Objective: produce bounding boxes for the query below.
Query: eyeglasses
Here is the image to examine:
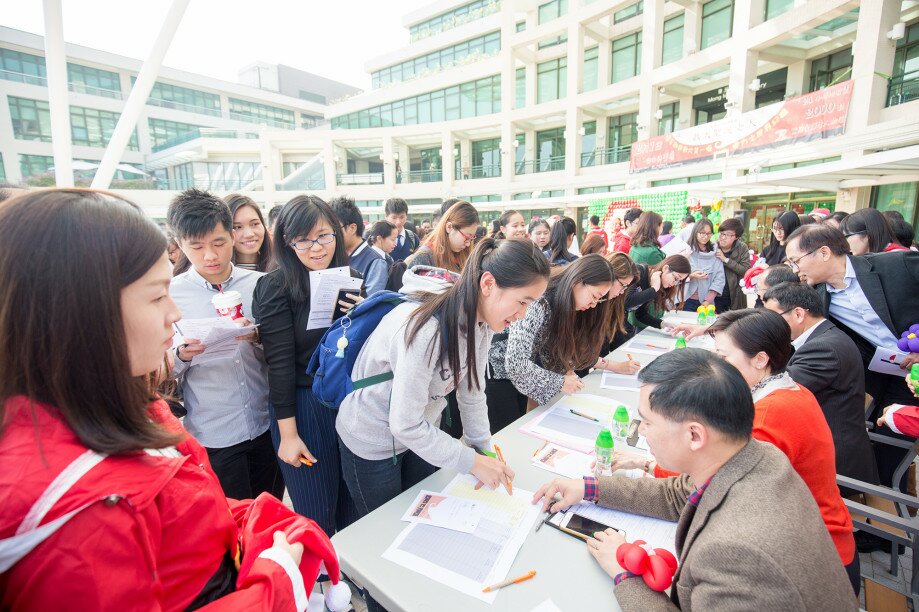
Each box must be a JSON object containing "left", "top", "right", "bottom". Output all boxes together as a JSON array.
[
  {"left": 455, "top": 227, "right": 474, "bottom": 244},
  {"left": 697, "top": 232, "right": 713, "bottom": 238},
  {"left": 843, "top": 231, "right": 866, "bottom": 238},
  {"left": 772, "top": 226, "right": 785, "bottom": 233},
  {"left": 786, "top": 248, "right": 819, "bottom": 271},
  {"left": 719, "top": 232, "right": 736, "bottom": 239},
  {"left": 289, "top": 233, "right": 336, "bottom": 251}
]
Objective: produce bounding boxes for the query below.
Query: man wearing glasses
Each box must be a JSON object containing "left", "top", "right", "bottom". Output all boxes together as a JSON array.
[
  {"left": 713, "top": 218, "right": 750, "bottom": 312},
  {"left": 784, "top": 223, "right": 919, "bottom": 489}
]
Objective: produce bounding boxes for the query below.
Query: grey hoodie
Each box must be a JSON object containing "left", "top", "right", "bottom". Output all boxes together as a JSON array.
[{"left": 335, "top": 266, "right": 492, "bottom": 474}]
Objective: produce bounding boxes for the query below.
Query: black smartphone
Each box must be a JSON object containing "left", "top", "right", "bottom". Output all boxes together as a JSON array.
[
  {"left": 564, "top": 513, "right": 618, "bottom": 540},
  {"left": 332, "top": 289, "right": 358, "bottom": 320}
]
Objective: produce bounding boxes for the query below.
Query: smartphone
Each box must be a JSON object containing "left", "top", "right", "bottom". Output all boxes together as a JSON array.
[
  {"left": 332, "top": 289, "right": 358, "bottom": 320},
  {"left": 563, "top": 513, "right": 619, "bottom": 540}
]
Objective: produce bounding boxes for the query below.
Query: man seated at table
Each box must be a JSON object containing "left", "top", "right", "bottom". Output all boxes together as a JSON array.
[{"left": 532, "top": 349, "right": 857, "bottom": 611}]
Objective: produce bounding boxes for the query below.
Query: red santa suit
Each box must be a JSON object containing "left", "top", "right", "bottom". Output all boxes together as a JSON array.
[{"left": 0, "top": 397, "right": 350, "bottom": 611}]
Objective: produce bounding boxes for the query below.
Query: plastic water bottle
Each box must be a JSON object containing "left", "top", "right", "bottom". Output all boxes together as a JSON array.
[
  {"left": 706, "top": 304, "right": 716, "bottom": 325},
  {"left": 911, "top": 364, "right": 919, "bottom": 394},
  {"left": 613, "top": 406, "right": 630, "bottom": 442},
  {"left": 675, "top": 331, "right": 687, "bottom": 349},
  {"left": 594, "top": 428, "right": 614, "bottom": 477},
  {"left": 696, "top": 306, "right": 707, "bottom": 326}
]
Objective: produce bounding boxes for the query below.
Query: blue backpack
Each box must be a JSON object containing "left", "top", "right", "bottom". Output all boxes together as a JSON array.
[{"left": 307, "top": 290, "right": 408, "bottom": 409}]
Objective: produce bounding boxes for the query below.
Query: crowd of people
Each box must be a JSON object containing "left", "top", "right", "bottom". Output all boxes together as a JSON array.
[{"left": 0, "top": 181, "right": 917, "bottom": 610}]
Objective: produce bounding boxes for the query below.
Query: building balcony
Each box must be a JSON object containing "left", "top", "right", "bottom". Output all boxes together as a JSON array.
[
  {"left": 147, "top": 97, "right": 221, "bottom": 116},
  {"left": 337, "top": 172, "right": 384, "bottom": 186},
  {"left": 397, "top": 169, "right": 442, "bottom": 183},
  {"left": 228, "top": 112, "right": 295, "bottom": 130},
  {"left": 580, "top": 145, "right": 632, "bottom": 168},
  {"left": 515, "top": 156, "right": 565, "bottom": 175},
  {"left": 0, "top": 68, "right": 123, "bottom": 99},
  {"left": 468, "top": 163, "right": 501, "bottom": 179},
  {"left": 887, "top": 70, "right": 919, "bottom": 108},
  {"left": 150, "top": 128, "right": 259, "bottom": 153}
]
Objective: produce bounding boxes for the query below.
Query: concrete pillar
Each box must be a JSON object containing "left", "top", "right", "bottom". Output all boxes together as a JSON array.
[
  {"left": 835, "top": 187, "right": 871, "bottom": 213},
  {"left": 785, "top": 60, "right": 808, "bottom": 99},
  {"left": 323, "top": 140, "right": 336, "bottom": 190},
  {"left": 564, "top": 20, "right": 584, "bottom": 176},
  {"left": 638, "top": 0, "right": 664, "bottom": 138},
  {"left": 259, "top": 131, "right": 277, "bottom": 208},
  {"left": 459, "top": 138, "right": 471, "bottom": 180},
  {"left": 564, "top": 110, "right": 581, "bottom": 177},
  {"left": 727, "top": 50, "right": 759, "bottom": 117},
  {"left": 597, "top": 38, "right": 612, "bottom": 89},
  {"left": 848, "top": 0, "right": 901, "bottom": 131},
  {"left": 596, "top": 115, "right": 609, "bottom": 150},
  {"left": 501, "top": 122, "right": 515, "bottom": 181},
  {"left": 677, "top": 93, "right": 693, "bottom": 129},
  {"left": 441, "top": 131, "right": 455, "bottom": 184},
  {"left": 42, "top": 0, "right": 73, "bottom": 187},
  {"left": 382, "top": 136, "right": 396, "bottom": 186},
  {"left": 525, "top": 62, "right": 537, "bottom": 107},
  {"left": 684, "top": 3, "right": 701, "bottom": 55}
]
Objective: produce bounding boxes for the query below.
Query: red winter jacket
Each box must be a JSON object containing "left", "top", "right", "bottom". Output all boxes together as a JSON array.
[{"left": 0, "top": 397, "right": 307, "bottom": 611}]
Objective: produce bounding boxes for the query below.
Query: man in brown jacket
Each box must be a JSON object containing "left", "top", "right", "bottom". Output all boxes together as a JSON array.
[
  {"left": 713, "top": 217, "right": 750, "bottom": 312},
  {"left": 533, "top": 349, "right": 858, "bottom": 611}
]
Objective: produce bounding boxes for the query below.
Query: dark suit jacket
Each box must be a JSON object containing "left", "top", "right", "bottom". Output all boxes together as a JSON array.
[
  {"left": 602, "top": 440, "right": 856, "bottom": 611},
  {"left": 786, "top": 320, "right": 879, "bottom": 484}
]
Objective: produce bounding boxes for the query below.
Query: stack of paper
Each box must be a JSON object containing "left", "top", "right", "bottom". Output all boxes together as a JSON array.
[
  {"left": 519, "top": 394, "right": 622, "bottom": 454},
  {"left": 174, "top": 317, "right": 258, "bottom": 365},
  {"left": 307, "top": 266, "right": 363, "bottom": 330},
  {"left": 531, "top": 444, "right": 594, "bottom": 478}
]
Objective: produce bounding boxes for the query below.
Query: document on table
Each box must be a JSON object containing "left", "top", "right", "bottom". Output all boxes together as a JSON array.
[
  {"left": 556, "top": 502, "right": 677, "bottom": 554},
  {"left": 306, "top": 266, "right": 363, "bottom": 330},
  {"left": 868, "top": 346, "right": 910, "bottom": 376},
  {"left": 625, "top": 337, "right": 676, "bottom": 356},
  {"left": 600, "top": 371, "right": 642, "bottom": 391},
  {"left": 174, "top": 317, "right": 258, "bottom": 366},
  {"left": 519, "top": 394, "right": 625, "bottom": 454},
  {"left": 400, "top": 490, "right": 482, "bottom": 534},
  {"left": 383, "top": 474, "right": 541, "bottom": 603},
  {"left": 532, "top": 444, "right": 594, "bottom": 479}
]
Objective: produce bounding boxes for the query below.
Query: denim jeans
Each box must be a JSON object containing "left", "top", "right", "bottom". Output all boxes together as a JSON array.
[{"left": 338, "top": 437, "right": 437, "bottom": 518}]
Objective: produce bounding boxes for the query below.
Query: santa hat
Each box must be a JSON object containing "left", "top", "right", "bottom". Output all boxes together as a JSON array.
[
  {"left": 741, "top": 265, "right": 766, "bottom": 296},
  {"left": 811, "top": 207, "right": 831, "bottom": 219},
  {"left": 236, "top": 494, "right": 352, "bottom": 612}
]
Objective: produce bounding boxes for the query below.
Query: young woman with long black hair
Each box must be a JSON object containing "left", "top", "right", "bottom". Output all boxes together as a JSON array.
[
  {"left": 546, "top": 216, "right": 579, "bottom": 266},
  {"left": 225, "top": 193, "right": 274, "bottom": 272}
]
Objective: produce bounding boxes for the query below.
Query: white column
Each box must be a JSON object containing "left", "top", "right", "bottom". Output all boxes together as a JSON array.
[
  {"left": 726, "top": 0, "right": 758, "bottom": 117},
  {"left": 597, "top": 38, "right": 612, "bottom": 90},
  {"left": 441, "top": 131, "right": 455, "bottom": 185},
  {"left": 323, "top": 141, "right": 337, "bottom": 191},
  {"left": 564, "top": 20, "right": 584, "bottom": 176},
  {"left": 382, "top": 136, "right": 396, "bottom": 186},
  {"left": 92, "top": 0, "right": 190, "bottom": 188},
  {"left": 259, "top": 130, "right": 277, "bottom": 208},
  {"left": 42, "top": 0, "right": 73, "bottom": 187},
  {"left": 785, "top": 60, "right": 808, "bottom": 99},
  {"left": 638, "top": 0, "right": 664, "bottom": 138},
  {"left": 848, "top": 1, "right": 901, "bottom": 131},
  {"left": 684, "top": 4, "right": 701, "bottom": 56}
]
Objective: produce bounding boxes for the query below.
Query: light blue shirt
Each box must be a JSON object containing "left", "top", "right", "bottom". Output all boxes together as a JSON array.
[
  {"left": 826, "top": 256, "right": 899, "bottom": 349},
  {"left": 170, "top": 264, "right": 271, "bottom": 448}
]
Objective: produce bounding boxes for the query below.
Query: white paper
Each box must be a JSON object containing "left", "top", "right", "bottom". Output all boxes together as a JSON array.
[
  {"left": 530, "top": 599, "right": 563, "bottom": 612},
  {"left": 868, "top": 346, "right": 910, "bottom": 376},
  {"left": 401, "top": 490, "right": 482, "bottom": 533},
  {"left": 563, "top": 502, "right": 678, "bottom": 554},
  {"left": 661, "top": 236, "right": 691, "bottom": 257},
  {"left": 532, "top": 444, "right": 595, "bottom": 479},
  {"left": 174, "top": 317, "right": 258, "bottom": 366},
  {"left": 625, "top": 337, "right": 676, "bottom": 355},
  {"left": 382, "top": 474, "right": 541, "bottom": 603},
  {"left": 519, "top": 394, "right": 627, "bottom": 454},
  {"left": 600, "top": 371, "right": 642, "bottom": 391},
  {"left": 307, "top": 266, "right": 363, "bottom": 330}
]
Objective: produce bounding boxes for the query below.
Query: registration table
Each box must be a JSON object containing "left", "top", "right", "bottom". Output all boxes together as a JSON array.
[{"left": 331, "top": 315, "right": 703, "bottom": 611}]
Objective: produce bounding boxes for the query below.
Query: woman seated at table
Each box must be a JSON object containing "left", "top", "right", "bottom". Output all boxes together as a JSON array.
[
  {"left": 614, "top": 308, "right": 858, "bottom": 593},
  {"left": 487, "top": 254, "right": 638, "bottom": 433}
]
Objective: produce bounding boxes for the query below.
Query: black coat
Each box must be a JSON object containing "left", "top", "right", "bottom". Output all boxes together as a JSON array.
[{"left": 786, "top": 320, "right": 879, "bottom": 484}]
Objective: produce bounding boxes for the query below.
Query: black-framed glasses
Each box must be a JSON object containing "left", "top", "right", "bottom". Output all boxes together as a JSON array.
[
  {"left": 289, "top": 233, "right": 336, "bottom": 251},
  {"left": 786, "top": 248, "right": 819, "bottom": 271},
  {"left": 843, "top": 231, "right": 866, "bottom": 238}
]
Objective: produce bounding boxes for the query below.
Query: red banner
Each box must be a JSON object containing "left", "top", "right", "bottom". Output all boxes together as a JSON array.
[{"left": 629, "top": 80, "right": 854, "bottom": 173}]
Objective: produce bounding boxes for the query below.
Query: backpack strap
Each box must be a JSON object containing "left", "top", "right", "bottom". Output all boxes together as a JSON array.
[{"left": 352, "top": 371, "right": 394, "bottom": 390}]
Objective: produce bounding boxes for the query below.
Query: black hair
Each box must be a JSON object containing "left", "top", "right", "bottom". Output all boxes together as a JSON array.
[
  {"left": 886, "top": 215, "right": 915, "bottom": 248},
  {"left": 441, "top": 198, "right": 463, "bottom": 216},
  {"left": 828, "top": 210, "right": 849, "bottom": 224},
  {"left": 798, "top": 214, "right": 816, "bottom": 226},
  {"left": 707, "top": 308, "right": 793, "bottom": 373},
  {"left": 763, "top": 281, "right": 823, "bottom": 317},
  {"left": 328, "top": 195, "right": 364, "bottom": 232},
  {"left": 547, "top": 217, "right": 577, "bottom": 263},
  {"left": 589, "top": 214, "right": 600, "bottom": 226},
  {"left": 638, "top": 348, "right": 753, "bottom": 441},
  {"left": 267, "top": 204, "right": 283, "bottom": 227},
  {"left": 839, "top": 208, "right": 896, "bottom": 253},
  {"left": 494, "top": 210, "right": 524, "bottom": 239},
  {"left": 272, "top": 195, "right": 348, "bottom": 303},
  {"left": 662, "top": 220, "right": 673, "bottom": 234},
  {"left": 167, "top": 188, "right": 232, "bottom": 240},
  {"left": 762, "top": 211, "right": 801, "bottom": 260},
  {"left": 406, "top": 238, "right": 550, "bottom": 391},
  {"left": 384, "top": 197, "right": 409, "bottom": 216},
  {"left": 786, "top": 223, "right": 850, "bottom": 257},
  {"left": 224, "top": 193, "right": 273, "bottom": 273},
  {"left": 529, "top": 217, "right": 550, "bottom": 233},
  {"left": 882, "top": 210, "right": 905, "bottom": 222},
  {"left": 368, "top": 220, "right": 397, "bottom": 245},
  {"left": 718, "top": 217, "right": 744, "bottom": 237},
  {"left": 623, "top": 208, "right": 643, "bottom": 226},
  {"left": 682, "top": 215, "right": 696, "bottom": 225},
  {"left": 0, "top": 182, "right": 27, "bottom": 203},
  {"left": 763, "top": 265, "right": 800, "bottom": 288},
  {"left": 689, "top": 218, "right": 715, "bottom": 252}
]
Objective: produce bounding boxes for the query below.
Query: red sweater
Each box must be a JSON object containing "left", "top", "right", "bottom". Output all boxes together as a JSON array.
[
  {"left": 655, "top": 386, "right": 855, "bottom": 564},
  {"left": 612, "top": 230, "right": 632, "bottom": 254}
]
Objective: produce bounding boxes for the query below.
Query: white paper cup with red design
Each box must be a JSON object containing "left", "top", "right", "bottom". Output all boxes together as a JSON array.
[{"left": 212, "top": 291, "right": 244, "bottom": 320}]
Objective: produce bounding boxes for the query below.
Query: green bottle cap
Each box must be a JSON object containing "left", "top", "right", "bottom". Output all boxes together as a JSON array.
[
  {"left": 596, "top": 428, "right": 614, "bottom": 449},
  {"left": 707, "top": 305, "right": 715, "bottom": 314},
  {"left": 614, "top": 406, "right": 630, "bottom": 422}
]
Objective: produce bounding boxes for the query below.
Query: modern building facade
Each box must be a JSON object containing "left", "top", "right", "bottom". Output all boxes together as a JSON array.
[{"left": 3, "top": 2, "right": 919, "bottom": 245}]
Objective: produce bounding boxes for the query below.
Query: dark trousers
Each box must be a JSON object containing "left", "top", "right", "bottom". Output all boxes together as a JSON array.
[
  {"left": 439, "top": 391, "right": 464, "bottom": 440},
  {"left": 682, "top": 298, "right": 703, "bottom": 313},
  {"left": 866, "top": 369, "right": 918, "bottom": 491},
  {"left": 713, "top": 294, "right": 731, "bottom": 314},
  {"left": 338, "top": 439, "right": 437, "bottom": 518},
  {"left": 844, "top": 554, "right": 861, "bottom": 596},
  {"left": 267, "top": 388, "right": 359, "bottom": 536},
  {"left": 205, "top": 429, "right": 283, "bottom": 501},
  {"left": 485, "top": 377, "right": 528, "bottom": 434}
]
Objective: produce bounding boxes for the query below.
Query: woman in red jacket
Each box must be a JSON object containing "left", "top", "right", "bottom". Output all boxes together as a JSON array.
[{"left": 0, "top": 189, "right": 349, "bottom": 611}]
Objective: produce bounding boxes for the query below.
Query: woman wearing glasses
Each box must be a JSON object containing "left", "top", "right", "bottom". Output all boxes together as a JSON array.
[
  {"left": 252, "top": 195, "right": 363, "bottom": 536},
  {"left": 487, "top": 254, "right": 638, "bottom": 432},
  {"left": 761, "top": 210, "right": 802, "bottom": 266},
  {"left": 405, "top": 200, "right": 480, "bottom": 272},
  {"left": 626, "top": 254, "right": 692, "bottom": 332},
  {"left": 682, "top": 218, "right": 726, "bottom": 312},
  {"left": 838, "top": 208, "right": 909, "bottom": 255}
]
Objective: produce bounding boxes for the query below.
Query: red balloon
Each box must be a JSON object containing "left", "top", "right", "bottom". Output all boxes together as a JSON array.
[{"left": 643, "top": 554, "right": 676, "bottom": 591}]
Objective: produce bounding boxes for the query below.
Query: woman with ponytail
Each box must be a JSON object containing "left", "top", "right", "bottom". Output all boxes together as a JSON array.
[{"left": 336, "top": 238, "right": 551, "bottom": 515}]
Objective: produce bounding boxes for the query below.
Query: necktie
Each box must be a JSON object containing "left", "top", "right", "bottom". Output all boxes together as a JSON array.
[{"left": 398, "top": 234, "right": 403, "bottom": 248}]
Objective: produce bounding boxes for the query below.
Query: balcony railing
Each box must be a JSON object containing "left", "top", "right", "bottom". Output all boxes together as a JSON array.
[
  {"left": 147, "top": 97, "right": 221, "bottom": 116},
  {"left": 229, "top": 112, "right": 296, "bottom": 130},
  {"left": 887, "top": 69, "right": 919, "bottom": 108},
  {"left": 1, "top": 69, "right": 123, "bottom": 99},
  {"left": 515, "top": 155, "right": 565, "bottom": 175},
  {"left": 410, "top": 1, "right": 501, "bottom": 42},
  {"left": 469, "top": 164, "right": 501, "bottom": 179},
  {"left": 151, "top": 128, "right": 259, "bottom": 153},
  {"left": 152, "top": 178, "right": 262, "bottom": 191},
  {"left": 336, "top": 172, "right": 384, "bottom": 186},
  {"left": 397, "top": 169, "right": 443, "bottom": 183},
  {"left": 580, "top": 145, "right": 632, "bottom": 167},
  {"left": 276, "top": 178, "right": 326, "bottom": 191}
]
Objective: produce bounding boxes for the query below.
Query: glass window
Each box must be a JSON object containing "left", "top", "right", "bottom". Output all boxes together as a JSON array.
[
  {"left": 144, "top": 80, "right": 221, "bottom": 116},
  {"left": 537, "top": 57, "right": 567, "bottom": 103},
  {"left": 658, "top": 102, "right": 679, "bottom": 134},
  {"left": 148, "top": 118, "right": 202, "bottom": 149},
  {"left": 410, "top": 0, "right": 501, "bottom": 41},
  {"left": 662, "top": 14, "right": 684, "bottom": 65},
  {"left": 608, "top": 112, "right": 638, "bottom": 159},
  {"left": 471, "top": 138, "right": 501, "bottom": 176},
  {"left": 8, "top": 96, "right": 52, "bottom": 142},
  {"left": 872, "top": 182, "right": 919, "bottom": 243},
  {"left": 581, "top": 120, "right": 597, "bottom": 160},
  {"left": 0, "top": 153, "right": 5, "bottom": 182},
  {"left": 538, "top": 0, "right": 568, "bottom": 24},
  {"left": 536, "top": 127, "right": 565, "bottom": 170},
  {"left": 0, "top": 48, "right": 47, "bottom": 85},
  {"left": 611, "top": 32, "right": 642, "bottom": 83},
  {"left": 67, "top": 63, "right": 121, "bottom": 98},
  {"left": 809, "top": 47, "right": 852, "bottom": 92},
  {"left": 701, "top": 0, "right": 733, "bottom": 49},
  {"left": 228, "top": 98, "right": 295, "bottom": 129},
  {"left": 889, "top": 24, "right": 919, "bottom": 107},
  {"left": 516, "top": 20, "right": 526, "bottom": 32},
  {"left": 19, "top": 154, "right": 54, "bottom": 180},
  {"left": 764, "top": 0, "right": 794, "bottom": 21},
  {"left": 516, "top": 68, "right": 526, "bottom": 108},
  {"left": 613, "top": 1, "right": 643, "bottom": 23},
  {"left": 70, "top": 106, "right": 139, "bottom": 150},
  {"left": 583, "top": 46, "right": 599, "bottom": 92}
]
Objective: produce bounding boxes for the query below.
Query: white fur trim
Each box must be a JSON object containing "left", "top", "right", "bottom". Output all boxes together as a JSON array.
[
  {"left": 325, "top": 582, "right": 353, "bottom": 612},
  {"left": 886, "top": 405, "right": 907, "bottom": 435},
  {"left": 259, "top": 547, "right": 308, "bottom": 612},
  {"left": 307, "top": 592, "right": 326, "bottom": 612}
]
